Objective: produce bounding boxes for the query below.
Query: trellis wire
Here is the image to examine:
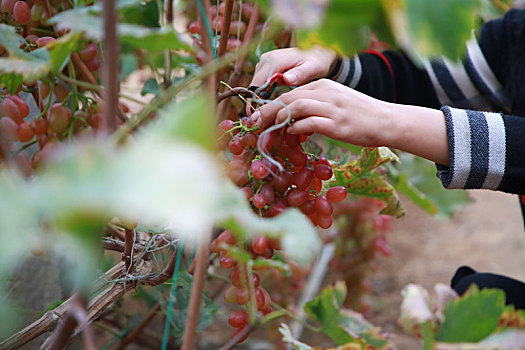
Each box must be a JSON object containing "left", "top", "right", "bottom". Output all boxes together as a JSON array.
[{"left": 196, "top": 0, "right": 217, "bottom": 59}]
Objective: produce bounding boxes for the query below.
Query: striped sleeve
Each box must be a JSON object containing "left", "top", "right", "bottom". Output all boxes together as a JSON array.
[
  {"left": 329, "top": 55, "right": 363, "bottom": 89},
  {"left": 437, "top": 106, "right": 525, "bottom": 194},
  {"left": 423, "top": 33, "right": 511, "bottom": 113}
]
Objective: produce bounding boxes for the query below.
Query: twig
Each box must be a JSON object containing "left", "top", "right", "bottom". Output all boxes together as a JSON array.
[
  {"left": 180, "top": 230, "right": 212, "bottom": 350},
  {"left": 103, "top": 0, "right": 118, "bottom": 132},
  {"left": 216, "top": 0, "right": 234, "bottom": 90},
  {"left": 217, "top": 325, "right": 252, "bottom": 350},
  {"left": 196, "top": 0, "right": 216, "bottom": 99},
  {"left": 123, "top": 228, "right": 134, "bottom": 272},
  {"left": 216, "top": 87, "right": 258, "bottom": 103}
]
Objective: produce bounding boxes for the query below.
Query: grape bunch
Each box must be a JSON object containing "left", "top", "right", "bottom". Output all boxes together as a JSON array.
[{"left": 218, "top": 117, "right": 347, "bottom": 228}]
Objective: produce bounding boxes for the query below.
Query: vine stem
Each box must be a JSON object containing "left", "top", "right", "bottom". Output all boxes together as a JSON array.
[
  {"left": 216, "top": 86, "right": 259, "bottom": 102},
  {"left": 180, "top": 230, "right": 212, "bottom": 350},
  {"left": 216, "top": 0, "right": 234, "bottom": 90},
  {"left": 123, "top": 228, "right": 134, "bottom": 272},
  {"left": 103, "top": 0, "right": 118, "bottom": 132}
]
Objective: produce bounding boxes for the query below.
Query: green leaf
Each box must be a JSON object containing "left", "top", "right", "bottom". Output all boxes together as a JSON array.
[
  {"left": 332, "top": 147, "right": 403, "bottom": 217},
  {"left": 165, "top": 272, "right": 220, "bottom": 337},
  {"left": 304, "top": 282, "right": 355, "bottom": 345},
  {"left": 297, "top": 0, "right": 394, "bottom": 56},
  {"left": 141, "top": 78, "right": 161, "bottom": 97},
  {"left": 0, "top": 73, "right": 24, "bottom": 94},
  {"left": 390, "top": 153, "right": 471, "bottom": 218},
  {"left": 385, "top": 0, "right": 482, "bottom": 60},
  {"left": 435, "top": 286, "right": 505, "bottom": 343},
  {"left": 120, "top": 0, "right": 160, "bottom": 27},
  {"left": 279, "top": 323, "right": 314, "bottom": 350},
  {"left": 338, "top": 309, "right": 390, "bottom": 349},
  {"left": 49, "top": 9, "right": 191, "bottom": 52},
  {"left": 119, "top": 53, "right": 138, "bottom": 81}
]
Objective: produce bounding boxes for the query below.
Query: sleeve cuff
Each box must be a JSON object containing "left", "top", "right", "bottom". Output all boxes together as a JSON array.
[
  {"left": 436, "top": 106, "right": 506, "bottom": 190},
  {"left": 328, "top": 55, "right": 362, "bottom": 88}
]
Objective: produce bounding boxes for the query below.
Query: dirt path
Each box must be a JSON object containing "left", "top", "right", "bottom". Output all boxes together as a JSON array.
[{"left": 369, "top": 190, "right": 525, "bottom": 348}]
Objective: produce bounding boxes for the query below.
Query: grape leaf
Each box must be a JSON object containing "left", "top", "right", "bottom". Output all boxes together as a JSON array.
[
  {"left": 435, "top": 286, "right": 505, "bottom": 343},
  {"left": 332, "top": 147, "right": 403, "bottom": 217},
  {"left": 49, "top": 9, "right": 191, "bottom": 52},
  {"left": 383, "top": 0, "right": 482, "bottom": 60},
  {"left": 296, "top": 0, "right": 394, "bottom": 56}
]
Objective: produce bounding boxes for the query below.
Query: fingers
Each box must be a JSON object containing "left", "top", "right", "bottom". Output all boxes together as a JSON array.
[
  {"left": 287, "top": 116, "right": 334, "bottom": 136},
  {"left": 275, "top": 99, "right": 332, "bottom": 125},
  {"left": 251, "top": 88, "right": 320, "bottom": 128},
  {"left": 250, "top": 48, "right": 300, "bottom": 87}
]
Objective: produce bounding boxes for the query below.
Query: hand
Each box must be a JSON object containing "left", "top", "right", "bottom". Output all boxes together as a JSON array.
[
  {"left": 251, "top": 79, "right": 391, "bottom": 148},
  {"left": 250, "top": 47, "right": 337, "bottom": 88},
  {"left": 251, "top": 79, "right": 450, "bottom": 166}
]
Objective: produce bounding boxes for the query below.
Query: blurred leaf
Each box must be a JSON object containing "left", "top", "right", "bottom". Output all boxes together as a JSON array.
[
  {"left": 50, "top": 9, "right": 191, "bottom": 52},
  {"left": 297, "top": 0, "right": 394, "bottom": 56},
  {"left": 280, "top": 323, "right": 314, "bottom": 350},
  {"left": 399, "top": 284, "right": 434, "bottom": 334},
  {"left": 217, "top": 181, "right": 321, "bottom": 265},
  {"left": 165, "top": 272, "right": 219, "bottom": 337},
  {"left": 151, "top": 95, "right": 216, "bottom": 151},
  {"left": 141, "top": 78, "right": 161, "bottom": 97},
  {"left": 270, "top": 0, "right": 326, "bottom": 30},
  {"left": 120, "top": 0, "right": 160, "bottom": 27},
  {"left": 384, "top": 0, "right": 482, "bottom": 60},
  {"left": 324, "top": 138, "right": 362, "bottom": 165},
  {"left": 390, "top": 153, "right": 471, "bottom": 218},
  {"left": 0, "top": 73, "right": 24, "bottom": 95},
  {"left": 338, "top": 309, "right": 390, "bottom": 349},
  {"left": 435, "top": 286, "right": 505, "bottom": 342},
  {"left": 0, "top": 28, "right": 83, "bottom": 82},
  {"left": 120, "top": 53, "right": 138, "bottom": 81}
]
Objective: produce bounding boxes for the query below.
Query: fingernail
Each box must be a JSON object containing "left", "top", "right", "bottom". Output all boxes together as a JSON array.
[
  {"left": 251, "top": 111, "right": 260, "bottom": 121},
  {"left": 257, "top": 118, "right": 263, "bottom": 128},
  {"left": 287, "top": 126, "right": 295, "bottom": 134},
  {"left": 284, "top": 72, "right": 297, "bottom": 85}
]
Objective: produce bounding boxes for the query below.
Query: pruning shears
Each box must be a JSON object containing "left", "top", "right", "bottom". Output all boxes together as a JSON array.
[{"left": 248, "top": 73, "right": 286, "bottom": 100}]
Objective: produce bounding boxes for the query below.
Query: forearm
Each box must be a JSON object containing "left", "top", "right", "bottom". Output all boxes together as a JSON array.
[{"left": 380, "top": 102, "right": 449, "bottom": 166}]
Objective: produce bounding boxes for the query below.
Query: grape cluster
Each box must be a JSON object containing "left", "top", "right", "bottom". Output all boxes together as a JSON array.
[{"left": 219, "top": 117, "right": 347, "bottom": 228}]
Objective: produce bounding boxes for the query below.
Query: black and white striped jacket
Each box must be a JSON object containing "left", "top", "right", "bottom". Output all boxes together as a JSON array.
[{"left": 328, "top": 9, "right": 525, "bottom": 199}]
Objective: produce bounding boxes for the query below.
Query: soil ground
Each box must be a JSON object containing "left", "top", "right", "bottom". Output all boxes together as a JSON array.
[{"left": 368, "top": 190, "right": 525, "bottom": 349}]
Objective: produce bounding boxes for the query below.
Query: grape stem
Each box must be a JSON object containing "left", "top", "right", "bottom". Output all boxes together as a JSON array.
[{"left": 216, "top": 86, "right": 259, "bottom": 103}]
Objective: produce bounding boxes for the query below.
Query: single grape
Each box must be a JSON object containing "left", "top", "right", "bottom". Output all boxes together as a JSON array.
[
  {"left": 288, "top": 149, "right": 307, "bottom": 167},
  {"left": 13, "top": 1, "right": 30, "bottom": 25},
  {"left": 13, "top": 152, "right": 32, "bottom": 177},
  {"left": 260, "top": 246, "right": 274, "bottom": 259},
  {"left": 250, "top": 159, "right": 268, "bottom": 180},
  {"left": 228, "top": 137, "right": 244, "bottom": 155},
  {"left": 316, "top": 213, "right": 333, "bottom": 229},
  {"left": 255, "top": 287, "right": 271, "bottom": 311},
  {"left": 316, "top": 157, "right": 330, "bottom": 166},
  {"left": 0, "top": 0, "right": 16, "bottom": 14},
  {"left": 326, "top": 186, "right": 347, "bottom": 203},
  {"left": 0, "top": 117, "right": 19, "bottom": 142},
  {"left": 228, "top": 159, "right": 249, "bottom": 186},
  {"left": 283, "top": 130, "right": 301, "bottom": 147},
  {"left": 47, "top": 103, "right": 71, "bottom": 134},
  {"left": 227, "top": 38, "right": 242, "bottom": 51},
  {"left": 268, "top": 202, "right": 286, "bottom": 217},
  {"left": 299, "top": 200, "right": 316, "bottom": 215},
  {"left": 17, "top": 121, "right": 34, "bottom": 142},
  {"left": 220, "top": 253, "right": 236, "bottom": 269},
  {"left": 314, "top": 164, "right": 333, "bottom": 180},
  {"left": 241, "top": 132, "right": 257, "bottom": 148},
  {"left": 252, "top": 193, "right": 266, "bottom": 209},
  {"left": 7, "top": 95, "right": 29, "bottom": 118},
  {"left": 231, "top": 266, "right": 242, "bottom": 287},
  {"left": 285, "top": 188, "right": 308, "bottom": 206},
  {"left": 38, "top": 81, "right": 51, "bottom": 101},
  {"left": 30, "top": 3, "right": 44, "bottom": 22},
  {"left": 79, "top": 43, "right": 97, "bottom": 62},
  {"left": 0, "top": 98, "right": 22, "bottom": 124},
  {"left": 36, "top": 36, "right": 56, "bottom": 48},
  {"left": 188, "top": 21, "right": 199, "bottom": 34},
  {"left": 224, "top": 285, "right": 237, "bottom": 304},
  {"left": 314, "top": 196, "right": 333, "bottom": 216},
  {"left": 231, "top": 325, "right": 249, "bottom": 343},
  {"left": 259, "top": 183, "right": 275, "bottom": 205},
  {"left": 252, "top": 235, "right": 268, "bottom": 254},
  {"left": 310, "top": 176, "right": 323, "bottom": 194},
  {"left": 291, "top": 166, "right": 314, "bottom": 190},
  {"left": 228, "top": 310, "right": 248, "bottom": 328},
  {"left": 269, "top": 238, "right": 281, "bottom": 250},
  {"left": 252, "top": 272, "right": 261, "bottom": 288},
  {"left": 258, "top": 132, "right": 275, "bottom": 153},
  {"left": 236, "top": 288, "right": 249, "bottom": 305},
  {"left": 240, "top": 186, "right": 253, "bottom": 201},
  {"left": 272, "top": 170, "right": 292, "bottom": 193},
  {"left": 84, "top": 57, "right": 100, "bottom": 72}
]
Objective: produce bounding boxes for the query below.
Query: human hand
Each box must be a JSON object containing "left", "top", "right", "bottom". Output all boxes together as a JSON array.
[
  {"left": 250, "top": 79, "right": 392, "bottom": 148},
  {"left": 250, "top": 47, "right": 337, "bottom": 88}
]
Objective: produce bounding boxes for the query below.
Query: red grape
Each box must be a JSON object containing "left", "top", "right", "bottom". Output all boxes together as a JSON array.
[
  {"left": 0, "top": 98, "right": 22, "bottom": 124},
  {"left": 84, "top": 57, "right": 100, "bottom": 72},
  {"left": 326, "top": 186, "right": 347, "bottom": 203},
  {"left": 250, "top": 159, "right": 268, "bottom": 179},
  {"left": 314, "top": 196, "right": 333, "bottom": 216},
  {"left": 252, "top": 193, "right": 266, "bottom": 208},
  {"left": 299, "top": 200, "right": 316, "bottom": 215},
  {"left": 224, "top": 285, "right": 237, "bottom": 304},
  {"left": 36, "top": 36, "right": 56, "bottom": 48},
  {"left": 16, "top": 121, "right": 33, "bottom": 142},
  {"left": 79, "top": 43, "right": 97, "bottom": 62},
  {"left": 236, "top": 288, "right": 249, "bottom": 305},
  {"left": 231, "top": 325, "right": 249, "bottom": 343},
  {"left": 288, "top": 149, "right": 307, "bottom": 167},
  {"left": 252, "top": 235, "right": 268, "bottom": 254},
  {"left": 272, "top": 170, "right": 292, "bottom": 193},
  {"left": 0, "top": 117, "right": 19, "bottom": 142},
  {"left": 316, "top": 213, "right": 333, "bottom": 229},
  {"left": 47, "top": 103, "right": 71, "bottom": 134},
  {"left": 292, "top": 166, "right": 314, "bottom": 190},
  {"left": 314, "top": 164, "right": 333, "bottom": 180},
  {"left": 0, "top": 0, "right": 16, "bottom": 14},
  {"left": 220, "top": 253, "right": 236, "bottom": 269},
  {"left": 283, "top": 130, "right": 300, "bottom": 147},
  {"left": 228, "top": 137, "right": 244, "bottom": 155},
  {"left": 7, "top": 95, "right": 29, "bottom": 118},
  {"left": 255, "top": 287, "right": 271, "bottom": 311},
  {"left": 241, "top": 132, "right": 257, "bottom": 148},
  {"left": 285, "top": 188, "right": 308, "bottom": 206},
  {"left": 228, "top": 310, "right": 248, "bottom": 328},
  {"left": 13, "top": 1, "right": 30, "bottom": 25},
  {"left": 259, "top": 183, "right": 275, "bottom": 205}
]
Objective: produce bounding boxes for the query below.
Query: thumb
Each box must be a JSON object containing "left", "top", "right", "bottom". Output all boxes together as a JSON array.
[{"left": 283, "top": 61, "right": 322, "bottom": 86}]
